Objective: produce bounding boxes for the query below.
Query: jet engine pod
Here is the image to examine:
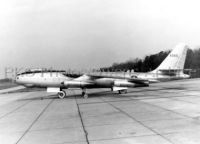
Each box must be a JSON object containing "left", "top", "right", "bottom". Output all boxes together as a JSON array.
[
  {"left": 63, "top": 81, "right": 93, "bottom": 88},
  {"left": 114, "top": 80, "right": 135, "bottom": 87},
  {"left": 114, "top": 80, "right": 149, "bottom": 88}
]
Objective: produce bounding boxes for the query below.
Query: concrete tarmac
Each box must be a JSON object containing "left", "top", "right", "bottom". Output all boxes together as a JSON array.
[{"left": 1, "top": 79, "right": 200, "bottom": 144}]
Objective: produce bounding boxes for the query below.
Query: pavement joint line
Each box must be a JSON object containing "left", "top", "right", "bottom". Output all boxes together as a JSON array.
[
  {"left": 83, "top": 122, "right": 138, "bottom": 128},
  {"left": 75, "top": 95, "right": 90, "bottom": 144},
  {"left": 29, "top": 125, "right": 84, "bottom": 132},
  {"left": 81, "top": 117, "right": 186, "bottom": 128},
  {"left": 130, "top": 117, "right": 187, "bottom": 123},
  {"left": 81, "top": 113, "right": 186, "bottom": 124},
  {"left": 169, "top": 97, "right": 200, "bottom": 105},
  {"left": 100, "top": 98, "right": 175, "bottom": 144},
  {"left": 79, "top": 93, "right": 200, "bottom": 105},
  {"left": 135, "top": 87, "right": 198, "bottom": 93},
  {"left": 139, "top": 95, "right": 199, "bottom": 100},
  {"left": 78, "top": 99, "right": 136, "bottom": 105},
  {"left": 0, "top": 100, "right": 33, "bottom": 120},
  {"left": 133, "top": 94, "right": 198, "bottom": 99},
  {"left": 138, "top": 99, "right": 193, "bottom": 119},
  {"left": 53, "top": 140, "right": 87, "bottom": 144},
  {"left": 14, "top": 117, "right": 187, "bottom": 132},
  {"left": 15, "top": 99, "right": 54, "bottom": 144},
  {"left": 88, "top": 132, "right": 178, "bottom": 142},
  {"left": 78, "top": 94, "right": 200, "bottom": 105}
]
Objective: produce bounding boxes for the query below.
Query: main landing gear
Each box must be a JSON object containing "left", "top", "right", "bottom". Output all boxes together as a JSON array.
[
  {"left": 82, "top": 88, "right": 88, "bottom": 99},
  {"left": 57, "top": 89, "right": 88, "bottom": 99},
  {"left": 58, "top": 90, "right": 66, "bottom": 99}
]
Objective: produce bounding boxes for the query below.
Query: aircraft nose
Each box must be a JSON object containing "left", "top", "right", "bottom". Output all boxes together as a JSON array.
[{"left": 15, "top": 76, "right": 21, "bottom": 84}]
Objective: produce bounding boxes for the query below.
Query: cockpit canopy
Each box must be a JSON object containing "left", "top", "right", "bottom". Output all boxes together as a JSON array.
[{"left": 17, "top": 69, "right": 66, "bottom": 76}]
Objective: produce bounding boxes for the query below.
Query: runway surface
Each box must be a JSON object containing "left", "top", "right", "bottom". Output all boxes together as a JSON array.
[{"left": 1, "top": 79, "right": 200, "bottom": 144}]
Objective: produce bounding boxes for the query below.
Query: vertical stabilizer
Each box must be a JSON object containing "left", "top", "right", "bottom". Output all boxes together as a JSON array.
[{"left": 153, "top": 43, "right": 188, "bottom": 72}]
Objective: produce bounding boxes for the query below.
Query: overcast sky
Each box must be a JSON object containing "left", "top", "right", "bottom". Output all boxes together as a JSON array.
[{"left": 1, "top": 0, "right": 200, "bottom": 71}]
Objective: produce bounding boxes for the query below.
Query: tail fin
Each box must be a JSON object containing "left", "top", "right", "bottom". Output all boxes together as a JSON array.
[{"left": 153, "top": 43, "right": 188, "bottom": 72}]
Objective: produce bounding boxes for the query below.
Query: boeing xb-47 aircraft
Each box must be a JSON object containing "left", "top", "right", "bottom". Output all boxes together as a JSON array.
[{"left": 16, "top": 43, "right": 190, "bottom": 98}]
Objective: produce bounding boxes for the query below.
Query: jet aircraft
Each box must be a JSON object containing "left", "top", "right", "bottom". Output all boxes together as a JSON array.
[{"left": 15, "top": 43, "right": 190, "bottom": 98}]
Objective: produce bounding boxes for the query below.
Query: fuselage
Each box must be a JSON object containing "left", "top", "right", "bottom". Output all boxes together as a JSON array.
[
  {"left": 15, "top": 72, "right": 148, "bottom": 89},
  {"left": 15, "top": 70, "right": 190, "bottom": 89},
  {"left": 14, "top": 43, "right": 190, "bottom": 99}
]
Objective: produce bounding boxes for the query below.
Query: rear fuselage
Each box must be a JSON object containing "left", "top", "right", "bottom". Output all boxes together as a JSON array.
[
  {"left": 87, "top": 71, "right": 190, "bottom": 83},
  {"left": 132, "top": 71, "right": 190, "bottom": 83}
]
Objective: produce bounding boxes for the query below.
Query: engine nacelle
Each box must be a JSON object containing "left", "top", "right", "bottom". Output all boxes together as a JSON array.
[
  {"left": 114, "top": 80, "right": 135, "bottom": 87},
  {"left": 114, "top": 80, "right": 149, "bottom": 87},
  {"left": 63, "top": 81, "right": 92, "bottom": 88}
]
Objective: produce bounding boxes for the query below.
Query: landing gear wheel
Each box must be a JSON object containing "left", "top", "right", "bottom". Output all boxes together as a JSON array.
[
  {"left": 118, "top": 89, "right": 127, "bottom": 94},
  {"left": 82, "top": 91, "right": 85, "bottom": 96},
  {"left": 58, "top": 91, "right": 66, "bottom": 99},
  {"left": 82, "top": 88, "right": 88, "bottom": 99},
  {"left": 124, "top": 89, "right": 128, "bottom": 93},
  {"left": 84, "top": 94, "right": 88, "bottom": 99}
]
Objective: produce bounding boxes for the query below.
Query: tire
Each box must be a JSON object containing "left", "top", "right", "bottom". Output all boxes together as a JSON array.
[
  {"left": 118, "top": 90, "right": 127, "bottom": 94},
  {"left": 58, "top": 91, "right": 66, "bottom": 99},
  {"left": 84, "top": 94, "right": 88, "bottom": 99},
  {"left": 124, "top": 89, "right": 128, "bottom": 93},
  {"left": 82, "top": 91, "right": 85, "bottom": 96}
]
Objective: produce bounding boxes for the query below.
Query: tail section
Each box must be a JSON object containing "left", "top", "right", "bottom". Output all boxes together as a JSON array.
[{"left": 152, "top": 43, "right": 188, "bottom": 73}]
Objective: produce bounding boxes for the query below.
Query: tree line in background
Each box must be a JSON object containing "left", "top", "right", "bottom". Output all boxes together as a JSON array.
[{"left": 100, "top": 48, "right": 200, "bottom": 72}]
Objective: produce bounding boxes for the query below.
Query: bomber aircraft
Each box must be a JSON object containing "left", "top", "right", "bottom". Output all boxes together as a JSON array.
[{"left": 15, "top": 43, "right": 190, "bottom": 98}]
